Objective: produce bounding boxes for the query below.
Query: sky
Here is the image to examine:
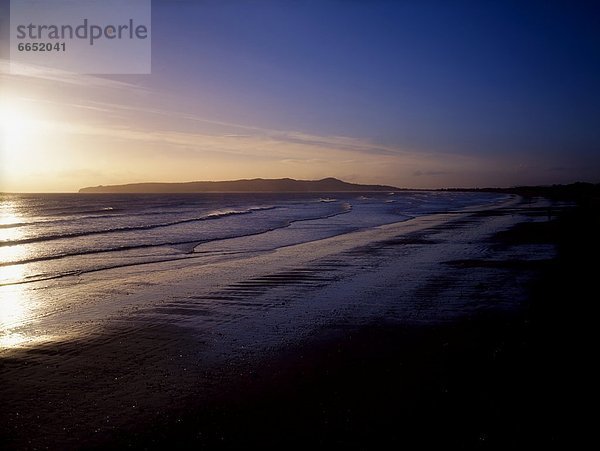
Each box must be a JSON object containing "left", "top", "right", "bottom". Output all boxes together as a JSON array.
[{"left": 1, "top": 0, "right": 599, "bottom": 192}]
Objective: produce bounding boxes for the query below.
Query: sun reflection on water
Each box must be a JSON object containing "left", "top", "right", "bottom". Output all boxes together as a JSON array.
[
  {"left": 0, "top": 275, "right": 35, "bottom": 349},
  {"left": 1, "top": 205, "right": 28, "bottom": 285},
  {"left": 0, "top": 245, "right": 26, "bottom": 282},
  {"left": 0, "top": 263, "right": 28, "bottom": 327},
  {"left": 0, "top": 203, "right": 39, "bottom": 349}
]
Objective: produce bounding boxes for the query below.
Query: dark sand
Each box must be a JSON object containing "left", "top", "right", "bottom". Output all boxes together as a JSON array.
[{"left": 1, "top": 198, "right": 596, "bottom": 449}]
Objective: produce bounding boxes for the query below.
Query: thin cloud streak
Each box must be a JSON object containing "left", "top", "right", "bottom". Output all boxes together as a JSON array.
[
  {"left": 0, "top": 61, "right": 470, "bottom": 163},
  {"left": 40, "top": 95, "right": 450, "bottom": 161},
  {"left": 0, "top": 59, "right": 146, "bottom": 91}
]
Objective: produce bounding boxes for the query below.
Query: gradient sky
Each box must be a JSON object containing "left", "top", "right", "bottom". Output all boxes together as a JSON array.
[{"left": 1, "top": 0, "right": 599, "bottom": 192}]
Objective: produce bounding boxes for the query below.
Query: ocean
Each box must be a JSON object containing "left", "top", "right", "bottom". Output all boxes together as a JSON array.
[{"left": 0, "top": 191, "right": 508, "bottom": 288}]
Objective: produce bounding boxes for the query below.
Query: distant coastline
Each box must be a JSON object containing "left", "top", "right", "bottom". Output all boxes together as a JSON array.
[
  {"left": 78, "top": 179, "right": 600, "bottom": 198},
  {"left": 78, "top": 177, "right": 401, "bottom": 193}
]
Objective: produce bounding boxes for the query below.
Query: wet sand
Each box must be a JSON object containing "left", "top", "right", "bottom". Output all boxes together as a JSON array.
[{"left": 2, "top": 196, "right": 588, "bottom": 449}]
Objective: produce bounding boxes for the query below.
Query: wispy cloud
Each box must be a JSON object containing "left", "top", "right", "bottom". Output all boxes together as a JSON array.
[
  {"left": 0, "top": 59, "right": 145, "bottom": 91},
  {"left": 0, "top": 58, "right": 499, "bottom": 191},
  {"left": 42, "top": 96, "right": 432, "bottom": 160},
  {"left": 413, "top": 170, "right": 451, "bottom": 177},
  {"left": 0, "top": 60, "right": 453, "bottom": 163}
]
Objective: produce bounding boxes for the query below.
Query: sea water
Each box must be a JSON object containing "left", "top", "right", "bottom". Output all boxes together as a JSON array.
[{"left": 0, "top": 191, "right": 508, "bottom": 287}]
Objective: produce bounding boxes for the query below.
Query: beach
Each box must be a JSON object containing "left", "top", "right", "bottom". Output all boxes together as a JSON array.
[
  {"left": 0, "top": 194, "right": 585, "bottom": 449},
  {"left": 3, "top": 1, "right": 598, "bottom": 447}
]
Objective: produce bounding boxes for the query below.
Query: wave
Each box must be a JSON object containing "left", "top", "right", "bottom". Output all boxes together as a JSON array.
[
  {"left": 0, "top": 207, "right": 210, "bottom": 229},
  {"left": 0, "top": 222, "right": 29, "bottom": 229},
  {"left": 0, "top": 204, "right": 354, "bottom": 285},
  {"left": 0, "top": 206, "right": 278, "bottom": 247},
  {"left": 31, "top": 206, "right": 125, "bottom": 217},
  {"left": 0, "top": 254, "right": 197, "bottom": 287}
]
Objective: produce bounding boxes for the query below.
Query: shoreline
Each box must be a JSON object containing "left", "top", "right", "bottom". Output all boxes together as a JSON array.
[
  {"left": 1, "top": 195, "right": 575, "bottom": 449},
  {"left": 1, "top": 195, "right": 518, "bottom": 352}
]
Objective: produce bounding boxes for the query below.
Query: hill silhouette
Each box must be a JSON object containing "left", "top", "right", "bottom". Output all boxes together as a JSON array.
[{"left": 79, "top": 178, "right": 400, "bottom": 193}]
